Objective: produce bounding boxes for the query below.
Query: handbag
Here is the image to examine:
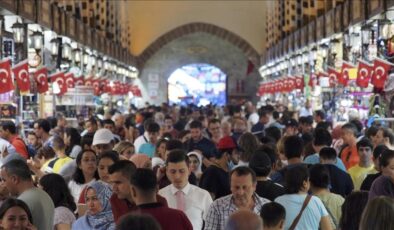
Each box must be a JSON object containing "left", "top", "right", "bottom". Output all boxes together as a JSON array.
[{"left": 289, "top": 195, "right": 312, "bottom": 230}]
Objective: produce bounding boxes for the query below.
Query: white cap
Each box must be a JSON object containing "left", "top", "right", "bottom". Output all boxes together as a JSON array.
[{"left": 92, "top": 129, "right": 114, "bottom": 146}]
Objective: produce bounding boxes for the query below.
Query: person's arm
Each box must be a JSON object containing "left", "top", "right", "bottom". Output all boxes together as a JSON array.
[
  {"left": 55, "top": 223, "right": 71, "bottom": 230},
  {"left": 320, "top": 216, "right": 333, "bottom": 230}
]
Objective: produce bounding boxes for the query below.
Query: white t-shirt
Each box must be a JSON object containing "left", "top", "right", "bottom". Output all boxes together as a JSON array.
[{"left": 68, "top": 179, "right": 96, "bottom": 204}]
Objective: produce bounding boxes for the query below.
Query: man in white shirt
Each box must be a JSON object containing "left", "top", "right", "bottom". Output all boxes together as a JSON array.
[
  {"left": 159, "top": 150, "right": 213, "bottom": 230},
  {"left": 133, "top": 119, "right": 153, "bottom": 152}
]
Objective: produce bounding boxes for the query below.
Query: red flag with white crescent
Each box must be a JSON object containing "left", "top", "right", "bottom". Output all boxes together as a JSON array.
[
  {"left": 33, "top": 67, "right": 48, "bottom": 94},
  {"left": 74, "top": 75, "right": 85, "bottom": 86},
  {"left": 0, "top": 59, "right": 14, "bottom": 94},
  {"left": 65, "top": 72, "right": 75, "bottom": 89},
  {"left": 339, "top": 61, "right": 355, "bottom": 86},
  {"left": 50, "top": 72, "right": 67, "bottom": 95},
  {"left": 85, "top": 79, "right": 93, "bottom": 87},
  {"left": 371, "top": 57, "right": 393, "bottom": 88},
  {"left": 309, "top": 73, "right": 318, "bottom": 87},
  {"left": 12, "top": 60, "right": 30, "bottom": 92},
  {"left": 92, "top": 80, "right": 100, "bottom": 95},
  {"left": 327, "top": 67, "right": 340, "bottom": 87},
  {"left": 356, "top": 59, "right": 373, "bottom": 88}
]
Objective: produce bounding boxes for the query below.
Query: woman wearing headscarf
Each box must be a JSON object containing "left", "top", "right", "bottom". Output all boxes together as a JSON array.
[
  {"left": 187, "top": 151, "right": 203, "bottom": 183},
  {"left": 72, "top": 181, "right": 115, "bottom": 230}
]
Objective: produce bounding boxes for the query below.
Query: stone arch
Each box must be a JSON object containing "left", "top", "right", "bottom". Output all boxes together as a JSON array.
[{"left": 137, "top": 22, "right": 261, "bottom": 68}]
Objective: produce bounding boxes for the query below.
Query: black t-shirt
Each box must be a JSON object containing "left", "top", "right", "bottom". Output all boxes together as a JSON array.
[
  {"left": 199, "top": 165, "right": 230, "bottom": 200},
  {"left": 255, "top": 180, "right": 285, "bottom": 201},
  {"left": 360, "top": 172, "right": 381, "bottom": 191},
  {"left": 325, "top": 164, "right": 354, "bottom": 197},
  {"left": 187, "top": 137, "right": 217, "bottom": 159}
]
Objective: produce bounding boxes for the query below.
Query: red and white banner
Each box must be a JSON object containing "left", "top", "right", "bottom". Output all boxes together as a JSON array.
[
  {"left": 65, "top": 72, "right": 75, "bottom": 89},
  {"left": 356, "top": 59, "right": 373, "bottom": 88},
  {"left": 12, "top": 60, "right": 30, "bottom": 92},
  {"left": 339, "top": 61, "right": 355, "bottom": 86},
  {"left": 0, "top": 59, "right": 14, "bottom": 94},
  {"left": 371, "top": 57, "right": 393, "bottom": 88},
  {"left": 50, "top": 72, "right": 67, "bottom": 95},
  {"left": 327, "top": 67, "right": 340, "bottom": 87},
  {"left": 33, "top": 67, "right": 48, "bottom": 94},
  {"left": 74, "top": 75, "right": 85, "bottom": 86}
]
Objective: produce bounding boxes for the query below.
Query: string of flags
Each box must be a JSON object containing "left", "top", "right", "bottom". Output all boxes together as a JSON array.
[
  {"left": 257, "top": 58, "right": 393, "bottom": 96},
  {"left": 0, "top": 59, "right": 142, "bottom": 97}
]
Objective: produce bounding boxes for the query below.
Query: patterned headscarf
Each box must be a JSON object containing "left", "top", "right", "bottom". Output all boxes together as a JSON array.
[{"left": 85, "top": 181, "right": 115, "bottom": 230}]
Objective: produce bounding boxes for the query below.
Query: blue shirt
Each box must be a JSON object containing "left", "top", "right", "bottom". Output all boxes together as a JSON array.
[
  {"left": 304, "top": 153, "right": 347, "bottom": 172},
  {"left": 275, "top": 194, "right": 328, "bottom": 230},
  {"left": 138, "top": 143, "right": 155, "bottom": 158}
]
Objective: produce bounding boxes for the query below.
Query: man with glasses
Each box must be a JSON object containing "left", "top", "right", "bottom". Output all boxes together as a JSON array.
[{"left": 348, "top": 138, "right": 377, "bottom": 190}]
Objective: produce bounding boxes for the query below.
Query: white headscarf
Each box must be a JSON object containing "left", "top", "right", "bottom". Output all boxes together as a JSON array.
[{"left": 187, "top": 151, "right": 203, "bottom": 175}]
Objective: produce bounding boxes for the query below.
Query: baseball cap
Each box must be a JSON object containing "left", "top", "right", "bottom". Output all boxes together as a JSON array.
[
  {"left": 217, "top": 136, "right": 237, "bottom": 150},
  {"left": 92, "top": 129, "right": 114, "bottom": 146},
  {"left": 285, "top": 119, "right": 298, "bottom": 127}
]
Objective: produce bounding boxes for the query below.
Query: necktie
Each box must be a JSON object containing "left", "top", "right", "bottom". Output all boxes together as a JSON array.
[{"left": 175, "top": 190, "right": 185, "bottom": 211}]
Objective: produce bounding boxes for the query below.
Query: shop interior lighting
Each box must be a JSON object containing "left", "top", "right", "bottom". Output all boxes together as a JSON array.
[
  {"left": 50, "top": 36, "right": 60, "bottom": 57},
  {"left": 83, "top": 50, "right": 90, "bottom": 66},
  {"left": 90, "top": 54, "right": 96, "bottom": 67},
  {"left": 97, "top": 57, "right": 103, "bottom": 71},
  {"left": 379, "top": 16, "right": 392, "bottom": 40},
  {"left": 320, "top": 43, "right": 329, "bottom": 58},
  {"left": 73, "top": 48, "right": 81, "bottom": 64},
  {"left": 361, "top": 24, "right": 372, "bottom": 45},
  {"left": 62, "top": 42, "right": 72, "bottom": 61},
  {"left": 12, "top": 19, "right": 24, "bottom": 44}
]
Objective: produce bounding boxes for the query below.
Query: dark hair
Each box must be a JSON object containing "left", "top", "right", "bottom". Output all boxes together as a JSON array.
[
  {"left": 72, "top": 150, "right": 99, "bottom": 184},
  {"left": 356, "top": 138, "right": 373, "bottom": 150},
  {"left": 117, "top": 213, "right": 161, "bottom": 230},
  {"left": 0, "top": 198, "right": 33, "bottom": 223},
  {"left": 313, "top": 128, "right": 332, "bottom": 146},
  {"left": 108, "top": 160, "right": 137, "bottom": 182},
  {"left": 166, "top": 139, "right": 184, "bottom": 151},
  {"left": 314, "top": 110, "right": 325, "bottom": 120},
  {"left": 373, "top": 145, "right": 389, "bottom": 160},
  {"left": 1, "top": 160, "right": 32, "bottom": 181},
  {"left": 36, "top": 146, "right": 56, "bottom": 160},
  {"left": 339, "top": 191, "right": 369, "bottom": 230},
  {"left": 379, "top": 127, "right": 394, "bottom": 145},
  {"left": 65, "top": 128, "right": 81, "bottom": 155},
  {"left": 208, "top": 118, "right": 220, "bottom": 127},
  {"left": 230, "top": 166, "right": 257, "bottom": 183},
  {"left": 39, "top": 174, "right": 76, "bottom": 212},
  {"left": 380, "top": 149, "right": 394, "bottom": 168},
  {"left": 359, "top": 196, "right": 394, "bottom": 230},
  {"left": 146, "top": 122, "right": 160, "bottom": 133},
  {"left": 315, "top": 121, "right": 332, "bottom": 131},
  {"left": 260, "top": 202, "right": 286, "bottom": 228},
  {"left": 86, "top": 117, "right": 98, "bottom": 126},
  {"left": 249, "top": 152, "right": 271, "bottom": 177},
  {"left": 103, "top": 119, "right": 115, "bottom": 127},
  {"left": 155, "top": 138, "right": 168, "bottom": 151},
  {"left": 130, "top": 168, "right": 157, "bottom": 194},
  {"left": 350, "top": 119, "right": 363, "bottom": 134},
  {"left": 285, "top": 165, "right": 309, "bottom": 194},
  {"left": 319, "top": 147, "right": 337, "bottom": 160},
  {"left": 0, "top": 121, "right": 16, "bottom": 134},
  {"left": 166, "top": 149, "right": 189, "bottom": 166},
  {"left": 81, "top": 132, "right": 94, "bottom": 150},
  {"left": 177, "top": 130, "right": 190, "bottom": 140},
  {"left": 260, "top": 144, "right": 278, "bottom": 168},
  {"left": 341, "top": 123, "right": 358, "bottom": 137},
  {"left": 46, "top": 116, "right": 57, "bottom": 129},
  {"left": 52, "top": 135, "right": 66, "bottom": 151},
  {"left": 98, "top": 150, "right": 120, "bottom": 163},
  {"left": 284, "top": 135, "right": 303, "bottom": 159},
  {"left": 265, "top": 126, "right": 281, "bottom": 142},
  {"left": 34, "top": 119, "right": 51, "bottom": 133},
  {"left": 299, "top": 116, "right": 313, "bottom": 125},
  {"left": 309, "top": 164, "right": 330, "bottom": 188},
  {"left": 189, "top": 120, "right": 203, "bottom": 129},
  {"left": 27, "top": 131, "right": 37, "bottom": 137},
  {"left": 365, "top": 126, "right": 379, "bottom": 139},
  {"left": 273, "top": 111, "right": 280, "bottom": 120},
  {"left": 238, "top": 132, "right": 260, "bottom": 162}
]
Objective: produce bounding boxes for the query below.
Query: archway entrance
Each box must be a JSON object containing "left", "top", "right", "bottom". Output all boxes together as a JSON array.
[{"left": 168, "top": 63, "right": 227, "bottom": 106}]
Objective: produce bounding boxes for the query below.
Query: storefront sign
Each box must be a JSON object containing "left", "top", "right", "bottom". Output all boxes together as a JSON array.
[
  {"left": 37, "top": 0, "right": 51, "bottom": 29},
  {"left": 326, "top": 9, "right": 335, "bottom": 37},
  {"left": 334, "top": 5, "right": 343, "bottom": 33},
  {"left": 351, "top": 0, "right": 365, "bottom": 25},
  {"left": 19, "top": 0, "right": 36, "bottom": 22},
  {"left": 368, "top": 0, "right": 384, "bottom": 18},
  {"left": 316, "top": 16, "right": 325, "bottom": 40}
]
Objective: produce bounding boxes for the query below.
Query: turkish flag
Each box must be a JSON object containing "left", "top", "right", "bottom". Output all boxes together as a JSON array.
[
  {"left": 339, "top": 61, "right": 355, "bottom": 86},
  {"left": 74, "top": 75, "right": 84, "bottom": 86},
  {"left": 12, "top": 60, "right": 30, "bottom": 92},
  {"left": 0, "top": 59, "right": 14, "bottom": 94},
  {"left": 50, "top": 72, "right": 67, "bottom": 95},
  {"left": 328, "top": 67, "right": 340, "bottom": 87},
  {"left": 371, "top": 57, "right": 393, "bottom": 88},
  {"left": 65, "top": 72, "right": 75, "bottom": 89},
  {"left": 356, "top": 59, "right": 373, "bottom": 88},
  {"left": 309, "top": 73, "right": 318, "bottom": 87},
  {"left": 287, "top": 77, "right": 296, "bottom": 92},
  {"left": 33, "top": 67, "right": 48, "bottom": 94},
  {"left": 295, "top": 76, "right": 304, "bottom": 90},
  {"left": 85, "top": 79, "right": 93, "bottom": 87},
  {"left": 92, "top": 80, "right": 100, "bottom": 95}
]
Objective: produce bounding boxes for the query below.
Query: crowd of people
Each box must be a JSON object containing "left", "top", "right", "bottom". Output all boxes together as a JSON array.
[{"left": 0, "top": 101, "right": 393, "bottom": 230}]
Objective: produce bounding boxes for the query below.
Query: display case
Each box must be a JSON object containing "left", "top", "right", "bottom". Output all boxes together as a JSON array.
[{"left": 0, "top": 91, "right": 17, "bottom": 123}]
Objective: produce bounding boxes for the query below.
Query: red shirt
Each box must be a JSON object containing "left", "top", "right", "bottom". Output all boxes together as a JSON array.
[
  {"left": 10, "top": 135, "right": 29, "bottom": 159},
  {"left": 340, "top": 145, "right": 359, "bottom": 170},
  {"left": 110, "top": 193, "right": 168, "bottom": 223},
  {"left": 135, "top": 202, "right": 193, "bottom": 230}
]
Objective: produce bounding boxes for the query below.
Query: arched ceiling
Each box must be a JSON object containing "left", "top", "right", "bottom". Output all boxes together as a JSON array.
[{"left": 124, "top": 1, "right": 267, "bottom": 57}]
